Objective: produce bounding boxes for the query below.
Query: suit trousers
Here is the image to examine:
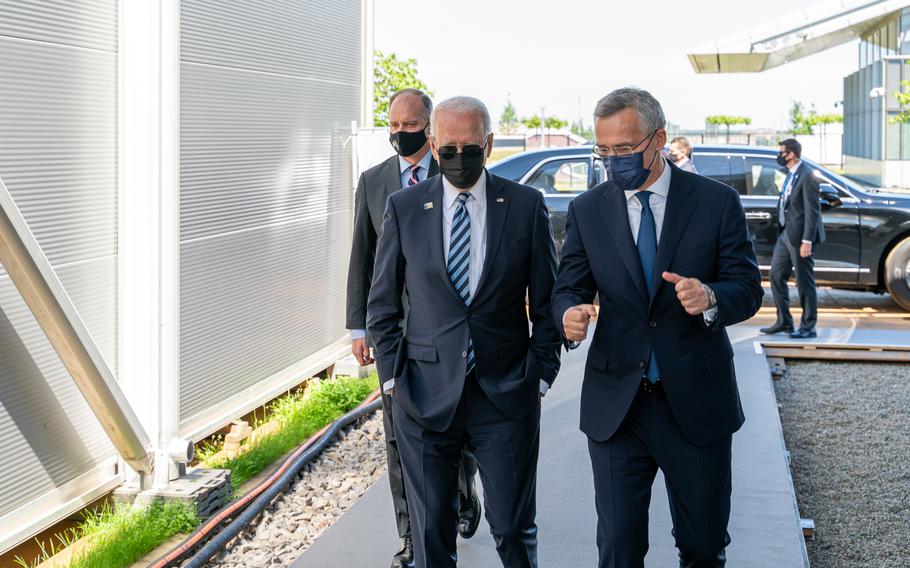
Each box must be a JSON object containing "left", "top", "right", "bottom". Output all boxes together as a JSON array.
[
  {"left": 588, "top": 384, "right": 732, "bottom": 568},
  {"left": 393, "top": 372, "right": 540, "bottom": 568},
  {"left": 769, "top": 234, "right": 818, "bottom": 331},
  {"left": 380, "top": 389, "right": 478, "bottom": 539}
]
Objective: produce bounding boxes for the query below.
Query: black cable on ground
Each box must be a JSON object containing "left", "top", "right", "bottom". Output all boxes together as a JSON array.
[{"left": 154, "top": 397, "right": 382, "bottom": 567}]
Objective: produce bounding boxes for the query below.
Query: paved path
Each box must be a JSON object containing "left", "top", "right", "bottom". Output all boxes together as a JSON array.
[{"left": 294, "top": 322, "right": 812, "bottom": 567}]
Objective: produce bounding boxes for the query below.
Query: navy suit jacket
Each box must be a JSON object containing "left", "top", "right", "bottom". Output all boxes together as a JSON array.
[
  {"left": 551, "top": 163, "right": 763, "bottom": 445},
  {"left": 368, "top": 171, "right": 562, "bottom": 432}
]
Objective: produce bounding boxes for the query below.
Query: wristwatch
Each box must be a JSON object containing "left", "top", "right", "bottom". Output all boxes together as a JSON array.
[{"left": 702, "top": 284, "right": 717, "bottom": 310}]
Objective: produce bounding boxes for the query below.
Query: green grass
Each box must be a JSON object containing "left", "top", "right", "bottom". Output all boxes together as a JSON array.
[
  {"left": 202, "top": 374, "right": 378, "bottom": 490},
  {"left": 488, "top": 147, "right": 524, "bottom": 164},
  {"left": 15, "top": 500, "right": 198, "bottom": 568},
  {"left": 15, "top": 374, "right": 378, "bottom": 568}
]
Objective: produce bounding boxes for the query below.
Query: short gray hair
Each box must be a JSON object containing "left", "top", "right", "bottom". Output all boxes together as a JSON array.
[
  {"left": 389, "top": 88, "right": 433, "bottom": 123},
  {"left": 430, "top": 96, "right": 492, "bottom": 139},
  {"left": 594, "top": 88, "right": 666, "bottom": 134}
]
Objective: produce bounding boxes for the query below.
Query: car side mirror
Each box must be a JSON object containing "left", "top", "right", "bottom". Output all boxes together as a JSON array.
[{"left": 819, "top": 184, "right": 842, "bottom": 209}]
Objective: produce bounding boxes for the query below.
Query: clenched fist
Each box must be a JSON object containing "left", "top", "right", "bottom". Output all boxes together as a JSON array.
[
  {"left": 563, "top": 304, "right": 598, "bottom": 342},
  {"left": 351, "top": 337, "right": 374, "bottom": 366},
  {"left": 662, "top": 272, "right": 712, "bottom": 315}
]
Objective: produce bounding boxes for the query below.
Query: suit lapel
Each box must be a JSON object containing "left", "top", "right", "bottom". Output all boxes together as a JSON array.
[
  {"left": 474, "top": 172, "right": 508, "bottom": 299},
  {"left": 428, "top": 157, "right": 439, "bottom": 177},
  {"left": 384, "top": 155, "right": 403, "bottom": 194},
  {"left": 602, "top": 184, "right": 650, "bottom": 304},
  {"left": 423, "top": 178, "right": 464, "bottom": 305},
  {"left": 650, "top": 167, "right": 695, "bottom": 309}
]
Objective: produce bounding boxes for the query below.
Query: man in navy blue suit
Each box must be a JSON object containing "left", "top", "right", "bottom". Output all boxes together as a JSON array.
[
  {"left": 368, "top": 96, "right": 561, "bottom": 568},
  {"left": 551, "top": 88, "right": 763, "bottom": 568}
]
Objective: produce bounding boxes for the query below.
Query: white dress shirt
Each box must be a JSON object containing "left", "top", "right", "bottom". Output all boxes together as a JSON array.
[
  {"left": 442, "top": 173, "right": 487, "bottom": 299},
  {"left": 562, "top": 159, "right": 716, "bottom": 345},
  {"left": 349, "top": 151, "right": 434, "bottom": 341}
]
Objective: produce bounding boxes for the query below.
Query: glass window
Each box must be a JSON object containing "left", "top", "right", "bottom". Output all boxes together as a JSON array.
[
  {"left": 693, "top": 154, "right": 739, "bottom": 192},
  {"left": 526, "top": 159, "right": 590, "bottom": 194},
  {"left": 887, "top": 114, "right": 901, "bottom": 160},
  {"left": 740, "top": 157, "right": 788, "bottom": 196}
]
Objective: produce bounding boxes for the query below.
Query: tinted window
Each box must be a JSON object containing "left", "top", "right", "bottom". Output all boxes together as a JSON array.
[
  {"left": 526, "top": 159, "right": 590, "bottom": 194},
  {"left": 738, "top": 156, "right": 787, "bottom": 197},
  {"left": 692, "top": 154, "right": 741, "bottom": 192}
]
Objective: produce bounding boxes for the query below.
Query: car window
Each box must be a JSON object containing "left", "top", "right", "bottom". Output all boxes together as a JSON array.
[
  {"left": 740, "top": 156, "right": 787, "bottom": 197},
  {"left": 692, "top": 154, "right": 742, "bottom": 192},
  {"left": 526, "top": 159, "right": 590, "bottom": 194}
]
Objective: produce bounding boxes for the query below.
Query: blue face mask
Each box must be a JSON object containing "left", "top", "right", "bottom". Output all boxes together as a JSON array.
[{"left": 601, "top": 131, "right": 659, "bottom": 190}]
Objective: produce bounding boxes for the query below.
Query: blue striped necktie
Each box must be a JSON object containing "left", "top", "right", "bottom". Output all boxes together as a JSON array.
[
  {"left": 447, "top": 192, "right": 475, "bottom": 375},
  {"left": 635, "top": 191, "right": 661, "bottom": 383}
]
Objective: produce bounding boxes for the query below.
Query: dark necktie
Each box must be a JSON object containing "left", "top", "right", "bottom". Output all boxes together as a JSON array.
[
  {"left": 447, "top": 192, "right": 475, "bottom": 375},
  {"left": 635, "top": 191, "right": 660, "bottom": 383},
  {"left": 407, "top": 164, "right": 420, "bottom": 187}
]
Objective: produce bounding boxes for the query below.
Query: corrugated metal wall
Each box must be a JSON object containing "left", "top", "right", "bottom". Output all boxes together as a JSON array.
[
  {"left": 0, "top": 0, "right": 119, "bottom": 550},
  {"left": 178, "top": 0, "right": 360, "bottom": 428}
]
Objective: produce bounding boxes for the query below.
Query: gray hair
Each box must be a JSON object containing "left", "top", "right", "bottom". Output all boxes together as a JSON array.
[
  {"left": 594, "top": 87, "right": 666, "bottom": 134},
  {"left": 430, "top": 96, "right": 492, "bottom": 139},
  {"left": 389, "top": 88, "right": 433, "bottom": 123}
]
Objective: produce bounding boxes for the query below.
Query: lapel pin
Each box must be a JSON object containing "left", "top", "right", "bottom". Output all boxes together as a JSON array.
[
  {"left": 496, "top": 197, "right": 505, "bottom": 203},
  {"left": 423, "top": 202, "right": 434, "bottom": 210}
]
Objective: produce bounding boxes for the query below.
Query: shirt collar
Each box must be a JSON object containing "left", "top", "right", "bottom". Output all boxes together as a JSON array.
[
  {"left": 399, "top": 150, "right": 433, "bottom": 174},
  {"left": 443, "top": 169, "right": 487, "bottom": 209},
  {"left": 624, "top": 157, "right": 671, "bottom": 202},
  {"left": 788, "top": 160, "right": 801, "bottom": 175}
]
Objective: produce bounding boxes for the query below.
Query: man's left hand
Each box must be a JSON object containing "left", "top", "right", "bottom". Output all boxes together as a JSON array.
[
  {"left": 663, "top": 272, "right": 710, "bottom": 315},
  {"left": 800, "top": 242, "right": 812, "bottom": 258}
]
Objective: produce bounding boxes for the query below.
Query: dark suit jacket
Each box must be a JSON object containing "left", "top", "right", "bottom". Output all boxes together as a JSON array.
[
  {"left": 346, "top": 153, "right": 438, "bottom": 331},
  {"left": 367, "top": 172, "right": 562, "bottom": 432},
  {"left": 551, "top": 162, "right": 763, "bottom": 446},
  {"left": 779, "top": 162, "right": 825, "bottom": 246}
]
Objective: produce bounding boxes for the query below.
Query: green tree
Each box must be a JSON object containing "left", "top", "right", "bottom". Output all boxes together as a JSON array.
[
  {"left": 544, "top": 116, "right": 568, "bottom": 131},
  {"left": 570, "top": 119, "right": 594, "bottom": 141},
  {"left": 521, "top": 115, "right": 542, "bottom": 131},
  {"left": 789, "top": 101, "right": 813, "bottom": 135},
  {"left": 892, "top": 79, "right": 910, "bottom": 124},
  {"left": 499, "top": 99, "right": 520, "bottom": 134},
  {"left": 705, "top": 115, "right": 751, "bottom": 144},
  {"left": 373, "top": 50, "right": 433, "bottom": 127}
]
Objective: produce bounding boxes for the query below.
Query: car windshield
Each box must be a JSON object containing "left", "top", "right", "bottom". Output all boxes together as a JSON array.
[{"left": 808, "top": 161, "right": 871, "bottom": 194}]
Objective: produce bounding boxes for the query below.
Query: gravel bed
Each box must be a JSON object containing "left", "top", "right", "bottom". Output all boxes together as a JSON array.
[
  {"left": 774, "top": 361, "right": 910, "bottom": 568},
  {"left": 198, "top": 411, "right": 387, "bottom": 568}
]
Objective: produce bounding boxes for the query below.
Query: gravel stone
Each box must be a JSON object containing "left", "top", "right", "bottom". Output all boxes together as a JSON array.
[
  {"left": 774, "top": 361, "right": 910, "bottom": 568},
  {"left": 194, "top": 411, "right": 387, "bottom": 567}
]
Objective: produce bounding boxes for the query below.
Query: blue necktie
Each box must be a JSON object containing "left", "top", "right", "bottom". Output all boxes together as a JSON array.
[
  {"left": 779, "top": 173, "right": 792, "bottom": 227},
  {"left": 448, "top": 192, "right": 475, "bottom": 375},
  {"left": 635, "top": 191, "right": 660, "bottom": 383}
]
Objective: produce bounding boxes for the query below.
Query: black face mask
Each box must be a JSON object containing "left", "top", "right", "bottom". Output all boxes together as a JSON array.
[
  {"left": 776, "top": 152, "right": 789, "bottom": 167},
  {"left": 437, "top": 144, "right": 486, "bottom": 189},
  {"left": 389, "top": 126, "right": 429, "bottom": 157}
]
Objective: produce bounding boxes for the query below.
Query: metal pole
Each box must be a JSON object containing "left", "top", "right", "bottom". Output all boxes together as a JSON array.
[{"left": 0, "top": 176, "right": 154, "bottom": 475}]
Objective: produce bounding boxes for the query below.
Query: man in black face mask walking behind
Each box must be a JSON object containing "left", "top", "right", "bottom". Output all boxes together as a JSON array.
[
  {"left": 346, "top": 88, "right": 481, "bottom": 568},
  {"left": 368, "top": 96, "right": 562, "bottom": 568},
  {"left": 760, "top": 139, "right": 825, "bottom": 339},
  {"left": 552, "top": 88, "right": 763, "bottom": 567}
]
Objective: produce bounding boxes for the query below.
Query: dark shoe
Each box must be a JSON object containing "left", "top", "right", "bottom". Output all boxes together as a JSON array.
[
  {"left": 789, "top": 328, "right": 817, "bottom": 339},
  {"left": 760, "top": 321, "right": 794, "bottom": 334},
  {"left": 390, "top": 536, "right": 414, "bottom": 568},
  {"left": 457, "top": 489, "right": 481, "bottom": 539}
]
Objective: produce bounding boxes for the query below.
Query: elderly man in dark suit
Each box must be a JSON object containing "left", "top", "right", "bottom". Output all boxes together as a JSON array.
[
  {"left": 368, "top": 96, "right": 561, "bottom": 568},
  {"left": 760, "top": 138, "right": 825, "bottom": 339},
  {"left": 552, "top": 88, "right": 763, "bottom": 567},
  {"left": 345, "top": 88, "right": 480, "bottom": 568}
]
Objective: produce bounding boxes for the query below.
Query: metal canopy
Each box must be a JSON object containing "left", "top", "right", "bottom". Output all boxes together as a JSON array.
[{"left": 688, "top": 0, "right": 910, "bottom": 73}]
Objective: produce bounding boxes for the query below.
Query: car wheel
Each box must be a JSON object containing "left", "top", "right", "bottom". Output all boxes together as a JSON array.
[{"left": 884, "top": 237, "right": 910, "bottom": 311}]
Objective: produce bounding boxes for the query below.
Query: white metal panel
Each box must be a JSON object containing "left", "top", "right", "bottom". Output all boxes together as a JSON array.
[
  {"left": 178, "top": 1, "right": 360, "bottom": 430},
  {"left": 0, "top": 0, "right": 119, "bottom": 552}
]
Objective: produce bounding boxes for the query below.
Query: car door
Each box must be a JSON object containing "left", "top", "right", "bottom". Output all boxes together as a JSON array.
[
  {"left": 728, "top": 154, "right": 861, "bottom": 284},
  {"left": 521, "top": 156, "right": 593, "bottom": 255}
]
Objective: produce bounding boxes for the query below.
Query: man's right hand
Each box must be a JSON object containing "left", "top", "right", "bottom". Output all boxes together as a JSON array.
[
  {"left": 563, "top": 304, "right": 598, "bottom": 342},
  {"left": 352, "top": 338, "right": 374, "bottom": 366}
]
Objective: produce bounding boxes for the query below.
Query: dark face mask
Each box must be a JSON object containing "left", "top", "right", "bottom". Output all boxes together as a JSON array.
[
  {"left": 603, "top": 133, "right": 659, "bottom": 191},
  {"left": 437, "top": 144, "right": 486, "bottom": 189},
  {"left": 776, "top": 152, "right": 789, "bottom": 167},
  {"left": 389, "top": 125, "right": 429, "bottom": 157}
]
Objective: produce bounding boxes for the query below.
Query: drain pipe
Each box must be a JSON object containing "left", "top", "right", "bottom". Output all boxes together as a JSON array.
[{"left": 0, "top": 176, "right": 154, "bottom": 476}]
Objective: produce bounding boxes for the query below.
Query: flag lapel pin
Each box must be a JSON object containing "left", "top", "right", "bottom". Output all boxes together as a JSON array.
[
  {"left": 423, "top": 202, "right": 434, "bottom": 210},
  {"left": 496, "top": 197, "right": 505, "bottom": 203}
]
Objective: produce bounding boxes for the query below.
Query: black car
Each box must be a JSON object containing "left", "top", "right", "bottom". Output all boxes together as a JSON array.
[{"left": 488, "top": 144, "right": 910, "bottom": 311}]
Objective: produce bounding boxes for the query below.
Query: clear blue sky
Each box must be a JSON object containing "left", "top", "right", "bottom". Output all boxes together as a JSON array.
[{"left": 374, "top": 0, "right": 858, "bottom": 131}]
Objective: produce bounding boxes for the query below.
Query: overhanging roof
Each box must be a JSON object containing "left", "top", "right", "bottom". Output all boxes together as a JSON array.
[{"left": 688, "top": 0, "right": 910, "bottom": 73}]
